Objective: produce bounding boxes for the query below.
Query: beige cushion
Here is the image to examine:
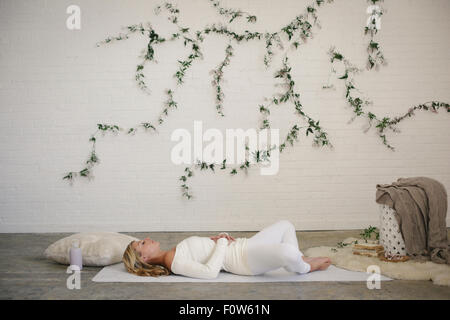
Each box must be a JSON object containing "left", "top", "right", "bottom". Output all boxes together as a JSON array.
[{"left": 44, "top": 232, "right": 139, "bottom": 266}]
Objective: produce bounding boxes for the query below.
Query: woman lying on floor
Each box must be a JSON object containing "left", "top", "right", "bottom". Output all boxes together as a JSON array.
[{"left": 122, "top": 220, "right": 331, "bottom": 279}]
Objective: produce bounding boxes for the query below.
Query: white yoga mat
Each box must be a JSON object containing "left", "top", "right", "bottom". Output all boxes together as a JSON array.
[{"left": 92, "top": 263, "right": 392, "bottom": 283}]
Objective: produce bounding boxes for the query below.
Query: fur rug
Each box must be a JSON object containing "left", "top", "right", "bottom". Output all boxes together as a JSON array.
[{"left": 304, "top": 237, "right": 450, "bottom": 286}]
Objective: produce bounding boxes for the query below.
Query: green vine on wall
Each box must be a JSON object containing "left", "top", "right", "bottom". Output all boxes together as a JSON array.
[
  {"left": 323, "top": 46, "right": 449, "bottom": 150},
  {"left": 259, "top": 56, "right": 331, "bottom": 148},
  {"left": 178, "top": 56, "right": 332, "bottom": 199},
  {"left": 64, "top": 0, "right": 334, "bottom": 183},
  {"left": 64, "top": 0, "right": 449, "bottom": 201},
  {"left": 96, "top": 22, "right": 174, "bottom": 95},
  {"left": 365, "top": 0, "right": 386, "bottom": 70},
  {"left": 211, "top": 43, "right": 234, "bottom": 117},
  {"left": 179, "top": 143, "right": 277, "bottom": 199},
  {"left": 208, "top": 0, "right": 257, "bottom": 24},
  {"left": 98, "top": 0, "right": 331, "bottom": 114},
  {"left": 63, "top": 124, "right": 123, "bottom": 181}
]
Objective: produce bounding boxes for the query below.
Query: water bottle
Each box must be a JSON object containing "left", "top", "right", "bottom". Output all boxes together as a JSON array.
[{"left": 69, "top": 239, "right": 83, "bottom": 271}]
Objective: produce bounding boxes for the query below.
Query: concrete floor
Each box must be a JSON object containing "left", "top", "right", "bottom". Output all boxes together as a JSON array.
[{"left": 1, "top": 230, "right": 449, "bottom": 300}]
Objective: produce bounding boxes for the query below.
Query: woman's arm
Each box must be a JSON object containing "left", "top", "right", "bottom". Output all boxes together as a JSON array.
[{"left": 173, "top": 238, "right": 228, "bottom": 280}]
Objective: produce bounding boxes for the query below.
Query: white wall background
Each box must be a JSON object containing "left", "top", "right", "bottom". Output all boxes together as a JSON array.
[{"left": 0, "top": 0, "right": 449, "bottom": 233}]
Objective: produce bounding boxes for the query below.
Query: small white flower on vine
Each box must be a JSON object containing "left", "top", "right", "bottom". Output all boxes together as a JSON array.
[{"left": 366, "top": 5, "right": 382, "bottom": 30}]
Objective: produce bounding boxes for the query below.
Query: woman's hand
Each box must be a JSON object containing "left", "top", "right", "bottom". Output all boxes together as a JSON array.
[{"left": 210, "top": 232, "right": 235, "bottom": 245}]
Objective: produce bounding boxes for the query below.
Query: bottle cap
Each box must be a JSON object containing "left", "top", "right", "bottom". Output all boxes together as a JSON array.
[{"left": 71, "top": 239, "right": 80, "bottom": 248}]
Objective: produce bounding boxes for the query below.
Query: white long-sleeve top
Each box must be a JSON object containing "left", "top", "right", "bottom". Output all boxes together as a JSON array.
[{"left": 170, "top": 236, "right": 253, "bottom": 279}]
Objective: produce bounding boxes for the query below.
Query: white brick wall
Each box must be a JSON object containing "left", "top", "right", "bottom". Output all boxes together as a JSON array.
[{"left": 0, "top": 0, "right": 449, "bottom": 233}]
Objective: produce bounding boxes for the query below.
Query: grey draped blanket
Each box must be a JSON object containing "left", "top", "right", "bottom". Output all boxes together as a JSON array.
[{"left": 375, "top": 177, "right": 449, "bottom": 264}]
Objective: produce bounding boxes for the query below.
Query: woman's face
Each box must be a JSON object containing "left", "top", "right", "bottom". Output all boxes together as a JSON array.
[{"left": 132, "top": 237, "right": 160, "bottom": 263}]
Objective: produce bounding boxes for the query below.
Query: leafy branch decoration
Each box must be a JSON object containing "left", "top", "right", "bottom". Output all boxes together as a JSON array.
[
  {"left": 211, "top": 43, "right": 234, "bottom": 117},
  {"left": 263, "top": 56, "right": 331, "bottom": 148},
  {"left": 178, "top": 56, "right": 333, "bottom": 199},
  {"left": 63, "top": 0, "right": 449, "bottom": 202},
  {"left": 64, "top": 0, "right": 334, "bottom": 183},
  {"left": 323, "top": 46, "right": 449, "bottom": 150},
  {"left": 208, "top": 0, "right": 257, "bottom": 24},
  {"left": 365, "top": 0, "right": 387, "bottom": 70}
]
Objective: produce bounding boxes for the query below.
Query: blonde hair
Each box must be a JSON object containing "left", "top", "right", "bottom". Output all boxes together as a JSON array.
[{"left": 122, "top": 240, "right": 171, "bottom": 277}]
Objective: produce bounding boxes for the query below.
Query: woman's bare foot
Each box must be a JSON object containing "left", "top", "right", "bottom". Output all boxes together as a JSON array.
[{"left": 302, "top": 256, "right": 332, "bottom": 272}]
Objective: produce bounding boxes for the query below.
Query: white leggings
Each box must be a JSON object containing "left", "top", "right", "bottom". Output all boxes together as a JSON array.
[{"left": 246, "top": 220, "right": 311, "bottom": 275}]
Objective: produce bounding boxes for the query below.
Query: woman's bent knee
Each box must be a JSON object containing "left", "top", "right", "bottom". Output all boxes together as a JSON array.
[{"left": 278, "top": 243, "right": 300, "bottom": 264}]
